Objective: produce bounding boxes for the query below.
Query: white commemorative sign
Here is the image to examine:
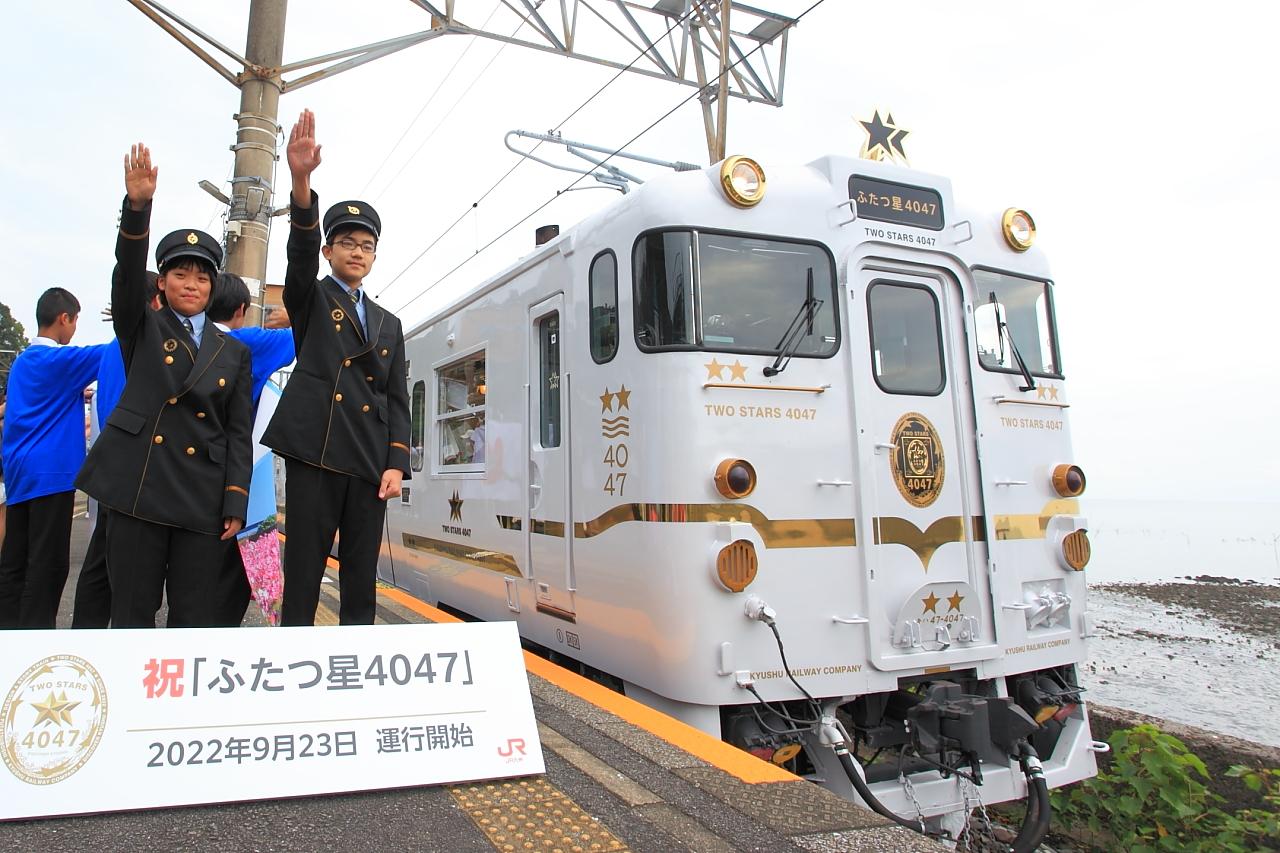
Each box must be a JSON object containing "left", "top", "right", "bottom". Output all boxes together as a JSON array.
[{"left": 0, "top": 622, "right": 543, "bottom": 819}]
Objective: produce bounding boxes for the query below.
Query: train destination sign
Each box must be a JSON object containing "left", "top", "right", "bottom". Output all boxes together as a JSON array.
[
  {"left": 0, "top": 622, "right": 543, "bottom": 819},
  {"left": 849, "top": 175, "right": 944, "bottom": 231}
]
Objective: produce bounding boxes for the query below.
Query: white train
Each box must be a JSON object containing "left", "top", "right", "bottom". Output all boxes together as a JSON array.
[{"left": 378, "top": 150, "right": 1100, "bottom": 838}]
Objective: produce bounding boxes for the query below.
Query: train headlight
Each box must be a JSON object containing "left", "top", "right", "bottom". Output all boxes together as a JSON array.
[
  {"left": 1001, "top": 208, "right": 1036, "bottom": 252},
  {"left": 715, "top": 458, "right": 757, "bottom": 499},
  {"left": 716, "top": 540, "right": 759, "bottom": 593},
  {"left": 1051, "top": 464, "right": 1086, "bottom": 497},
  {"left": 1061, "top": 529, "right": 1091, "bottom": 571},
  {"left": 720, "top": 155, "right": 766, "bottom": 208}
]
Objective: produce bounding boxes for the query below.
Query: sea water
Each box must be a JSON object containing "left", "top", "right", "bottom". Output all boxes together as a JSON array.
[{"left": 1083, "top": 498, "right": 1280, "bottom": 584}]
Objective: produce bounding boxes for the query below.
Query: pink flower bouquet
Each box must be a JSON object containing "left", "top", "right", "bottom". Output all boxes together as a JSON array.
[{"left": 238, "top": 515, "right": 283, "bottom": 626}]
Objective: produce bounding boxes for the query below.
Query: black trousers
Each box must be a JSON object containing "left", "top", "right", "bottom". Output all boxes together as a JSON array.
[
  {"left": 213, "top": 540, "right": 252, "bottom": 627},
  {"left": 0, "top": 490, "right": 76, "bottom": 628},
  {"left": 72, "top": 503, "right": 111, "bottom": 628},
  {"left": 281, "top": 458, "right": 385, "bottom": 626},
  {"left": 106, "top": 510, "right": 231, "bottom": 628}
]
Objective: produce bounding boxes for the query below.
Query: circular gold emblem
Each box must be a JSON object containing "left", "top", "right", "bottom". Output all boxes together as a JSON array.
[
  {"left": 163, "top": 338, "right": 178, "bottom": 353},
  {"left": 346, "top": 205, "right": 360, "bottom": 216},
  {"left": 186, "top": 232, "right": 199, "bottom": 245},
  {"left": 2, "top": 655, "right": 108, "bottom": 786},
  {"left": 889, "top": 412, "right": 945, "bottom": 508},
  {"left": 331, "top": 308, "right": 345, "bottom": 322}
]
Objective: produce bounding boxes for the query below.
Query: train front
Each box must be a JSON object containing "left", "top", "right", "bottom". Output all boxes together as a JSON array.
[{"left": 613, "top": 153, "right": 1100, "bottom": 838}]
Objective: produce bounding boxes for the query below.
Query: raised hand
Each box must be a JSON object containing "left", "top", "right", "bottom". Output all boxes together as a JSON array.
[
  {"left": 287, "top": 109, "right": 322, "bottom": 179},
  {"left": 124, "top": 143, "right": 158, "bottom": 210}
]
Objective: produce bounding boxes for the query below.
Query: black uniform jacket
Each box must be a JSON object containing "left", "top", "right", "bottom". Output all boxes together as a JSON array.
[
  {"left": 76, "top": 200, "right": 252, "bottom": 535},
  {"left": 261, "top": 192, "right": 412, "bottom": 485}
]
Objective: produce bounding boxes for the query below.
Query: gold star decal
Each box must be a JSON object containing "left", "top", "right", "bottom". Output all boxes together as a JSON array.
[
  {"left": 30, "top": 691, "right": 79, "bottom": 727},
  {"left": 1048, "top": 386, "right": 1059, "bottom": 401},
  {"left": 599, "top": 388, "right": 615, "bottom": 413},
  {"left": 705, "top": 359, "right": 726, "bottom": 381},
  {"left": 946, "top": 590, "right": 965, "bottom": 612},
  {"left": 448, "top": 490, "right": 463, "bottom": 522},
  {"left": 728, "top": 360, "right": 748, "bottom": 382},
  {"left": 1036, "top": 386, "right": 1047, "bottom": 400},
  {"left": 614, "top": 385, "right": 631, "bottom": 409},
  {"left": 921, "top": 592, "right": 940, "bottom": 614}
]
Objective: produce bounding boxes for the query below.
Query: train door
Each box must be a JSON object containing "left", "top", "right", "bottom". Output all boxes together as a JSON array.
[
  {"left": 853, "top": 262, "right": 995, "bottom": 670},
  {"left": 526, "top": 293, "right": 576, "bottom": 621}
]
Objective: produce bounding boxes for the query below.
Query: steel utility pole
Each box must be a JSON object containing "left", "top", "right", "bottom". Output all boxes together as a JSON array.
[{"left": 127, "top": 0, "right": 794, "bottom": 287}]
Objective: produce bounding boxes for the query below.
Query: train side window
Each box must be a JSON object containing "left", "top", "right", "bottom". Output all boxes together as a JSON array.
[
  {"left": 589, "top": 250, "right": 618, "bottom": 363},
  {"left": 410, "top": 380, "right": 426, "bottom": 472},
  {"left": 539, "top": 312, "right": 561, "bottom": 447},
  {"left": 972, "top": 269, "right": 1062, "bottom": 378},
  {"left": 633, "top": 231, "right": 694, "bottom": 349},
  {"left": 867, "top": 282, "right": 945, "bottom": 395},
  {"left": 435, "top": 350, "right": 486, "bottom": 470}
]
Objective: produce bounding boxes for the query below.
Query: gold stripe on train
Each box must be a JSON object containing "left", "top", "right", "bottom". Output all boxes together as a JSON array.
[
  {"left": 402, "top": 533, "right": 521, "bottom": 576},
  {"left": 498, "top": 505, "right": 856, "bottom": 548},
  {"left": 990, "top": 499, "right": 1081, "bottom": 541},
  {"left": 873, "top": 515, "right": 986, "bottom": 572}
]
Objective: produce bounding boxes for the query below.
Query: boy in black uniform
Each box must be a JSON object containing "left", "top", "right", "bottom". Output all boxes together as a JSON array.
[
  {"left": 77, "top": 143, "right": 253, "bottom": 628},
  {"left": 263, "top": 110, "right": 411, "bottom": 626}
]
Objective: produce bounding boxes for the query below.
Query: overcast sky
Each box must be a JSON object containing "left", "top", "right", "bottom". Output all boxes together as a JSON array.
[{"left": 3, "top": 1, "right": 1276, "bottom": 503}]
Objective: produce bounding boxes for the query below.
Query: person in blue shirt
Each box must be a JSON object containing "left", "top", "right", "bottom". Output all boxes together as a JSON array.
[
  {"left": 71, "top": 275, "right": 161, "bottom": 629},
  {"left": 206, "top": 271, "right": 295, "bottom": 625},
  {"left": 0, "top": 288, "right": 108, "bottom": 627}
]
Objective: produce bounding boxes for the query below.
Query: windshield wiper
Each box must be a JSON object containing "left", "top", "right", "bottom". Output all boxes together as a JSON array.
[
  {"left": 764, "top": 268, "right": 822, "bottom": 377},
  {"left": 989, "top": 291, "right": 1036, "bottom": 392}
]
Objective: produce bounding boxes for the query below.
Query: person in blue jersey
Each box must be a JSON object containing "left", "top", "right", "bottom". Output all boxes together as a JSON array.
[
  {"left": 206, "top": 271, "right": 295, "bottom": 625},
  {"left": 0, "top": 288, "right": 108, "bottom": 627},
  {"left": 71, "top": 276, "right": 161, "bottom": 629}
]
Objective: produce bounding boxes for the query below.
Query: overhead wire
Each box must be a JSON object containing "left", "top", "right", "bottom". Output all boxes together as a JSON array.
[
  {"left": 368, "top": 1, "right": 536, "bottom": 203},
  {"left": 358, "top": 2, "right": 505, "bottom": 198},
  {"left": 370, "top": 0, "right": 708, "bottom": 302},
  {"left": 387, "top": 0, "right": 830, "bottom": 316}
]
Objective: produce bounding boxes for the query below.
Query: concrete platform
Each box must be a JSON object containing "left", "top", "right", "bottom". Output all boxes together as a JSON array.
[{"left": 2, "top": 507, "right": 945, "bottom": 852}]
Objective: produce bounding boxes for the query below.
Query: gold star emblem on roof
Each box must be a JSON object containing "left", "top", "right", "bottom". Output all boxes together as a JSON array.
[
  {"left": 921, "top": 591, "right": 940, "bottom": 614},
  {"left": 946, "top": 590, "right": 965, "bottom": 612},
  {"left": 858, "top": 109, "right": 910, "bottom": 166}
]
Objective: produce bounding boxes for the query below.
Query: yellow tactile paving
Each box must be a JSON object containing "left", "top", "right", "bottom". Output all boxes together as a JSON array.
[{"left": 450, "top": 778, "right": 629, "bottom": 853}]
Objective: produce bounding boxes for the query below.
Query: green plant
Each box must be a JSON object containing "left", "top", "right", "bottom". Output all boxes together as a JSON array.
[{"left": 1050, "top": 724, "right": 1279, "bottom": 852}]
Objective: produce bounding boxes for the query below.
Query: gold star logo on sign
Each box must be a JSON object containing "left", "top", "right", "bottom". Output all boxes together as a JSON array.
[
  {"left": 186, "top": 232, "right": 199, "bottom": 245},
  {"left": 857, "top": 110, "right": 910, "bottom": 166},
  {"left": 1, "top": 654, "right": 109, "bottom": 786}
]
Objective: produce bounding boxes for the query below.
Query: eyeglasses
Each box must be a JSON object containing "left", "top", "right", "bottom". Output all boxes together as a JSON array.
[{"left": 333, "top": 237, "right": 377, "bottom": 254}]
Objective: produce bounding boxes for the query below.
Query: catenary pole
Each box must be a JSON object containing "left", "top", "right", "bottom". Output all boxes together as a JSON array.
[{"left": 224, "top": 0, "right": 287, "bottom": 296}]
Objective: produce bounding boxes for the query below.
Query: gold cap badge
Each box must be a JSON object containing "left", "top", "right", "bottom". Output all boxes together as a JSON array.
[
  {"left": 186, "top": 232, "right": 199, "bottom": 245},
  {"left": 346, "top": 205, "right": 360, "bottom": 215}
]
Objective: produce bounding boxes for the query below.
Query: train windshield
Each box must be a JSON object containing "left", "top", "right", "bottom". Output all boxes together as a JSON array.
[
  {"left": 634, "top": 230, "right": 838, "bottom": 357},
  {"left": 972, "top": 269, "right": 1062, "bottom": 377}
]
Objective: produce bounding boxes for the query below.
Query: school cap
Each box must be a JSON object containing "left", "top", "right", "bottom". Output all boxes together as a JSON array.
[
  {"left": 323, "top": 201, "right": 381, "bottom": 242},
  {"left": 155, "top": 229, "right": 222, "bottom": 270}
]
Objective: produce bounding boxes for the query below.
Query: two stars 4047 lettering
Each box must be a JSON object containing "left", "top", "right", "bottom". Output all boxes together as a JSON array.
[{"left": 142, "top": 651, "right": 474, "bottom": 698}]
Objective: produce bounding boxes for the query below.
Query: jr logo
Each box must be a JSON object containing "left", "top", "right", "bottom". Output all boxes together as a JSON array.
[{"left": 497, "top": 738, "right": 527, "bottom": 759}]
